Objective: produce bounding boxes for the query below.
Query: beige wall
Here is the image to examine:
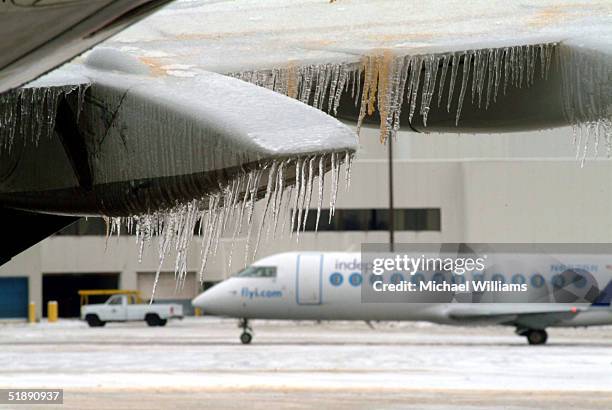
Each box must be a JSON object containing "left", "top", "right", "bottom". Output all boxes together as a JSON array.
[
  {"left": 137, "top": 272, "right": 199, "bottom": 300},
  {"left": 461, "top": 159, "right": 612, "bottom": 242}
]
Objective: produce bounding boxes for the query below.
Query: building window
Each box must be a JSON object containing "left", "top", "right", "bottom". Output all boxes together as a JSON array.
[
  {"left": 56, "top": 208, "right": 441, "bottom": 236},
  {"left": 302, "top": 208, "right": 441, "bottom": 232}
]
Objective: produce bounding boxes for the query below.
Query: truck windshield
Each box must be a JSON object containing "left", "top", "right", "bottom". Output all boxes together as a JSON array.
[
  {"left": 107, "top": 296, "right": 123, "bottom": 305},
  {"left": 234, "top": 266, "right": 277, "bottom": 278}
]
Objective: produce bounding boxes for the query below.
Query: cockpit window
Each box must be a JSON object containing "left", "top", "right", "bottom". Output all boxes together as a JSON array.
[{"left": 235, "top": 266, "right": 277, "bottom": 278}]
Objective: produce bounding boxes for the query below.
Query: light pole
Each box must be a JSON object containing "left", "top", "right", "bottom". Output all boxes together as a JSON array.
[{"left": 388, "top": 135, "right": 395, "bottom": 252}]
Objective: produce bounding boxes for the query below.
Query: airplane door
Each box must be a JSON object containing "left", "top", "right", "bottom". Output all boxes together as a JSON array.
[{"left": 296, "top": 254, "right": 322, "bottom": 305}]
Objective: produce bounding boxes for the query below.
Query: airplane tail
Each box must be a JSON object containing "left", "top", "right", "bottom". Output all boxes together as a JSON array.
[{"left": 592, "top": 280, "right": 612, "bottom": 306}]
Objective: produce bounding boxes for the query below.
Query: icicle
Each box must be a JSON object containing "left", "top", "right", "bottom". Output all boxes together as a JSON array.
[
  {"left": 266, "top": 162, "right": 282, "bottom": 240},
  {"left": 492, "top": 48, "right": 503, "bottom": 105},
  {"left": 315, "top": 155, "right": 325, "bottom": 232},
  {"left": 243, "top": 167, "right": 264, "bottom": 263},
  {"left": 272, "top": 160, "right": 287, "bottom": 237},
  {"left": 295, "top": 157, "right": 308, "bottom": 241},
  {"left": 328, "top": 152, "right": 337, "bottom": 223},
  {"left": 447, "top": 53, "right": 460, "bottom": 113},
  {"left": 280, "top": 185, "right": 294, "bottom": 236},
  {"left": 0, "top": 83, "right": 90, "bottom": 151},
  {"left": 420, "top": 54, "right": 440, "bottom": 126},
  {"left": 253, "top": 161, "right": 277, "bottom": 259},
  {"left": 407, "top": 56, "right": 423, "bottom": 123},
  {"left": 329, "top": 152, "right": 341, "bottom": 221},
  {"left": 456, "top": 52, "right": 473, "bottom": 125},
  {"left": 559, "top": 43, "right": 612, "bottom": 166},
  {"left": 438, "top": 55, "right": 449, "bottom": 108},
  {"left": 356, "top": 56, "right": 375, "bottom": 136},
  {"left": 344, "top": 151, "right": 353, "bottom": 191},
  {"left": 302, "top": 156, "right": 315, "bottom": 232},
  {"left": 391, "top": 56, "right": 410, "bottom": 136},
  {"left": 289, "top": 158, "right": 301, "bottom": 237}
]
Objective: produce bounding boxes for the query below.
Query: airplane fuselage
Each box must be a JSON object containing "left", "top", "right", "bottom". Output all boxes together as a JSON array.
[{"left": 193, "top": 252, "right": 612, "bottom": 328}]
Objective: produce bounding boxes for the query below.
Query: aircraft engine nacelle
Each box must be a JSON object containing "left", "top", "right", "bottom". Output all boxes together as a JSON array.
[{"left": 0, "top": 49, "right": 358, "bottom": 217}]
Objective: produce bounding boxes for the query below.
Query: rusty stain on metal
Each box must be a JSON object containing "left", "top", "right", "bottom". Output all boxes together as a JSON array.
[
  {"left": 528, "top": 3, "right": 610, "bottom": 28},
  {"left": 138, "top": 56, "right": 168, "bottom": 77}
]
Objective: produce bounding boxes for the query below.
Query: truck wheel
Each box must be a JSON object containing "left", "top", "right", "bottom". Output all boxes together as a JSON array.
[
  {"left": 85, "top": 315, "right": 105, "bottom": 327},
  {"left": 145, "top": 314, "right": 162, "bottom": 327}
]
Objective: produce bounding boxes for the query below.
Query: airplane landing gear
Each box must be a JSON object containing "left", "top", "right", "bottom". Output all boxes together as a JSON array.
[
  {"left": 517, "top": 328, "right": 548, "bottom": 345},
  {"left": 239, "top": 318, "right": 253, "bottom": 344},
  {"left": 526, "top": 329, "right": 548, "bottom": 345},
  {"left": 240, "top": 332, "right": 253, "bottom": 344}
]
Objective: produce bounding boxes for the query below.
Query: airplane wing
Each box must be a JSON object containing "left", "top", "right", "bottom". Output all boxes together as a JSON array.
[
  {"left": 3, "top": 0, "right": 611, "bottom": 218},
  {"left": 0, "top": 51, "right": 358, "bottom": 267},
  {"left": 0, "top": 0, "right": 173, "bottom": 94},
  {"left": 446, "top": 279, "right": 612, "bottom": 328},
  {"left": 0, "top": 49, "right": 357, "bottom": 217},
  {"left": 446, "top": 304, "right": 586, "bottom": 329},
  {"left": 100, "top": 0, "right": 612, "bottom": 141},
  {"left": 0, "top": 0, "right": 173, "bottom": 264},
  {"left": 0, "top": 1, "right": 359, "bottom": 266},
  {"left": 10, "top": 0, "right": 596, "bottom": 220}
]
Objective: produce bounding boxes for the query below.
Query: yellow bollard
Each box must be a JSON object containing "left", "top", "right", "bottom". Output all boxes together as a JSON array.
[
  {"left": 47, "top": 301, "right": 58, "bottom": 323},
  {"left": 28, "top": 302, "right": 36, "bottom": 324},
  {"left": 194, "top": 307, "right": 202, "bottom": 317}
]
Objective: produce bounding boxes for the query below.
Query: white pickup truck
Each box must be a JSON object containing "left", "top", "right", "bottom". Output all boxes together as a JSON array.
[{"left": 80, "top": 294, "right": 183, "bottom": 327}]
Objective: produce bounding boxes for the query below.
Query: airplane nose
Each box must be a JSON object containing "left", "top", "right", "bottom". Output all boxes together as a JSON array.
[
  {"left": 192, "top": 291, "right": 211, "bottom": 309},
  {"left": 192, "top": 286, "right": 224, "bottom": 315}
]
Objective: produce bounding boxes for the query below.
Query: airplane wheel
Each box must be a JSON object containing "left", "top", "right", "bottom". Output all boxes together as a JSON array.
[
  {"left": 240, "top": 332, "right": 252, "bottom": 345},
  {"left": 527, "top": 329, "right": 548, "bottom": 345}
]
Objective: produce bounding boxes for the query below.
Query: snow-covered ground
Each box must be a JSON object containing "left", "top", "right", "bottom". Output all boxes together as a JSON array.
[{"left": 1, "top": 318, "right": 611, "bottom": 408}]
